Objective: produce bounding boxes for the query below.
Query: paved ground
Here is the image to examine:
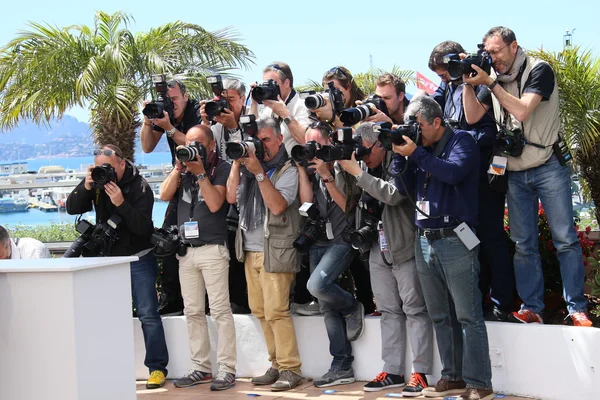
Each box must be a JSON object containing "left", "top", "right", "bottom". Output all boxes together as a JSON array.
[{"left": 136, "top": 379, "right": 535, "bottom": 399}]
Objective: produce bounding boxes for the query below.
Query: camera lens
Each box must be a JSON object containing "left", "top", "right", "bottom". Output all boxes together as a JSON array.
[
  {"left": 176, "top": 146, "right": 198, "bottom": 163},
  {"left": 205, "top": 100, "right": 224, "bottom": 117},
  {"left": 142, "top": 102, "right": 165, "bottom": 119},
  {"left": 225, "top": 142, "right": 248, "bottom": 160},
  {"left": 91, "top": 166, "right": 110, "bottom": 186},
  {"left": 305, "top": 94, "right": 326, "bottom": 110},
  {"left": 293, "top": 224, "right": 320, "bottom": 255},
  {"left": 339, "top": 104, "right": 370, "bottom": 126},
  {"left": 291, "top": 142, "right": 317, "bottom": 162}
]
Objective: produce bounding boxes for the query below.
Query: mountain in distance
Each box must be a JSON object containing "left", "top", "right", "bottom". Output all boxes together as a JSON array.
[{"left": 0, "top": 115, "right": 91, "bottom": 145}]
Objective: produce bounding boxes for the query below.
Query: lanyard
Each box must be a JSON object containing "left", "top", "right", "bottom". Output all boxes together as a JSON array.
[{"left": 420, "top": 129, "right": 453, "bottom": 201}]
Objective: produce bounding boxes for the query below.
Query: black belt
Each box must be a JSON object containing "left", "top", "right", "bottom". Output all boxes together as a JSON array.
[
  {"left": 182, "top": 242, "right": 208, "bottom": 248},
  {"left": 418, "top": 227, "right": 457, "bottom": 241}
]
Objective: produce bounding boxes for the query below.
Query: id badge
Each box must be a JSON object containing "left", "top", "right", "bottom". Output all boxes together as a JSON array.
[
  {"left": 325, "top": 221, "right": 334, "bottom": 240},
  {"left": 378, "top": 221, "right": 389, "bottom": 252},
  {"left": 488, "top": 156, "right": 507, "bottom": 176},
  {"left": 183, "top": 221, "right": 199, "bottom": 239},
  {"left": 416, "top": 201, "right": 430, "bottom": 220}
]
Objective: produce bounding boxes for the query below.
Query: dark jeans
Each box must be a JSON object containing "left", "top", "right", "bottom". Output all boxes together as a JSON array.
[
  {"left": 349, "top": 254, "right": 376, "bottom": 314},
  {"left": 132, "top": 252, "right": 169, "bottom": 374},
  {"left": 160, "top": 200, "right": 183, "bottom": 308}
]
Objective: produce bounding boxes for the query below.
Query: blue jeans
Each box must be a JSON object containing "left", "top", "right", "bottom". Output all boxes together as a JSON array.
[
  {"left": 415, "top": 236, "right": 492, "bottom": 390},
  {"left": 507, "top": 155, "right": 587, "bottom": 314},
  {"left": 132, "top": 252, "right": 169, "bottom": 374},
  {"left": 308, "top": 242, "right": 356, "bottom": 370}
]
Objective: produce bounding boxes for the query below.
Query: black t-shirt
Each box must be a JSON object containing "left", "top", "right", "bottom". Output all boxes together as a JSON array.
[
  {"left": 523, "top": 63, "right": 555, "bottom": 101},
  {"left": 313, "top": 172, "right": 355, "bottom": 246},
  {"left": 152, "top": 99, "right": 202, "bottom": 165}
]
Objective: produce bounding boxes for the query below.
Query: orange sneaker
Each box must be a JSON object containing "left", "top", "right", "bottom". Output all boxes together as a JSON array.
[
  {"left": 570, "top": 312, "right": 593, "bottom": 327},
  {"left": 509, "top": 309, "right": 543, "bottom": 324}
]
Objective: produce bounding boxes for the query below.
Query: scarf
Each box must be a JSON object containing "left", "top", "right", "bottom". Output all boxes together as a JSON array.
[
  {"left": 496, "top": 47, "right": 527, "bottom": 84},
  {"left": 238, "top": 144, "right": 289, "bottom": 231}
]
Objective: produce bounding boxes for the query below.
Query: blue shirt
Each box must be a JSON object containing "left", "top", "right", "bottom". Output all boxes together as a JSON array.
[{"left": 395, "top": 128, "right": 480, "bottom": 229}]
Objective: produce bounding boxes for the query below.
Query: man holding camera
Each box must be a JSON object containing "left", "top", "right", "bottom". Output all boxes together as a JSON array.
[
  {"left": 428, "top": 40, "right": 515, "bottom": 322},
  {"left": 295, "top": 127, "right": 364, "bottom": 388},
  {"left": 141, "top": 78, "right": 203, "bottom": 316},
  {"left": 365, "top": 73, "right": 410, "bottom": 125},
  {"left": 159, "top": 125, "right": 237, "bottom": 391},
  {"left": 226, "top": 117, "right": 303, "bottom": 391},
  {"left": 66, "top": 145, "right": 169, "bottom": 390},
  {"left": 250, "top": 62, "right": 311, "bottom": 154},
  {"left": 393, "top": 97, "right": 493, "bottom": 400},
  {"left": 337, "top": 123, "right": 433, "bottom": 396},
  {"left": 463, "top": 26, "right": 591, "bottom": 327}
]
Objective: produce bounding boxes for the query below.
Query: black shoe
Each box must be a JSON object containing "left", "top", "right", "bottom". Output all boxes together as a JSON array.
[
  {"left": 159, "top": 300, "right": 184, "bottom": 316},
  {"left": 364, "top": 372, "right": 405, "bottom": 392},
  {"left": 484, "top": 306, "right": 510, "bottom": 322},
  {"left": 231, "top": 302, "right": 251, "bottom": 314}
]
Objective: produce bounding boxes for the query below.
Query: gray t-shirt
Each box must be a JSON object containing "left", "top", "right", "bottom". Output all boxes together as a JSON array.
[
  {"left": 242, "top": 166, "right": 299, "bottom": 251},
  {"left": 177, "top": 160, "right": 231, "bottom": 245}
]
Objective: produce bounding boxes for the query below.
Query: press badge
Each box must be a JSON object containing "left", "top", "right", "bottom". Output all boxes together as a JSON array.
[
  {"left": 416, "top": 201, "right": 430, "bottom": 220},
  {"left": 183, "top": 221, "right": 199, "bottom": 239},
  {"left": 488, "top": 156, "right": 507, "bottom": 176},
  {"left": 378, "top": 221, "right": 389, "bottom": 252},
  {"left": 325, "top": 221, "right": 334, "bottom": 240}
]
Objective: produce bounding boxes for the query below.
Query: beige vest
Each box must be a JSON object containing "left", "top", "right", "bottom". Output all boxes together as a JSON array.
[{"left": 491, "top": 55, "right": 560, "bottom": 171}]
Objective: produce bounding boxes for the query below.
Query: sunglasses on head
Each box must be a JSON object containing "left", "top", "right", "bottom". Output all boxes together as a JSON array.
[
  {"left": 93, "top": 149, "right": 122, "bottom": 158},
  {"left": 266, "top": 64, "right": 288, "bottom": 80},
  {"left": 325, "top": 66, "right": 351, "bottom": 81}
]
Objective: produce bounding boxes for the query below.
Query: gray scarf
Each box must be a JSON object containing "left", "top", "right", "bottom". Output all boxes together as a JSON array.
[{"left": 496, "top": 47, "right": 527, "bottom": 84}]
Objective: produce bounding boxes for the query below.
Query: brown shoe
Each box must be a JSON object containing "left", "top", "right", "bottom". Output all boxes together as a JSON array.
[
  {"left": 459, "top": 388, "right": 495, "bottom": 400},
  {"left": 422, "top": 378, "right": 467, "bottom": 397},
  {"left": 271, "top": 370, "right": 303, "bottom": 391},
  {"left": 251, "top": 368, "right": 279, "bottom": 385}
]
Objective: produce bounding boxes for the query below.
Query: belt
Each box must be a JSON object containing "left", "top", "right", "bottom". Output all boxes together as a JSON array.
[
  {"left": 418, "top": 227, "right": 457, "bottom": 241},
  {"left": 182, "top": 242, "right": 208, "bottom": 248}
]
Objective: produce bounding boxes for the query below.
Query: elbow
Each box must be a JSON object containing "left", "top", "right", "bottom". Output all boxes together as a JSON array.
[
  {"left": 270, "top": 203, "right": 287, "bottom": 217},
  {"left": 207, "top": 199, "right": 225, "bottom": 213},
  {"left": 159, "top": 192, "right": 172, "bottom": 202},
  {"left": 514, "top": 110, "right": 530, "bottom": 123}
]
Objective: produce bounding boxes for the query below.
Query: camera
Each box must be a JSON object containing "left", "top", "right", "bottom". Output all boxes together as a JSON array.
[
  {"left": 205, "top": 75, "right": 230, "bottom": 123},
  {"left": 342, "top": 195, "right": 381, "bottom": 253},
  {"left": 176, "top": 141, "right": 207, "bottom": 163},
  {"left": 339, "top": 94, "right": 389, "bottom": 126},
  {"left": 374, "top": 117, "right": 421, "bottom": 149},
  {"left": 445, "top": 45, "right": 492, "bottom": 82},
  {"left": 291, "top": 140, "right": 322, "bottom": 162},
  {"left": 91, "top": 164, "right": 117, "bottom": 189},
  {"left": 225, "top": 137, "right": 265, "bottom": 161},
  {"left": 315, "top": 127, "right": 355, "bottom": 161},
  {"left": 151, "top": 225, "right": 187, "bottom": 257},
  {"left": 495, "top": 128, "right": 524, "bottom": 157},
  {"left": 293, "top": 202, "right": 326, "bottom": 255},
  {"left": 143, "top": 74, "right": 175, "bottom": 120},
  {"left": 63, "top": 215, "right": 122, "bottom": 258},
  {"left": 240, "top": 114, "right": 258, "bottom": 137},
  {"left": 304, "top": 82, "right": 345, "bottom": 116},
  {"left": 252, "top": 79, "right": 280, "bottom": 104}
]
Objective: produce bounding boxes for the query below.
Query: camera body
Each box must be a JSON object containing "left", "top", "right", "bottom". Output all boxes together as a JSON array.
[
  {"left": 205, "top": 75, "right": 230, "bottom": 123},
  {"left": 495, "top": 127, "right": 524, "bottom": 157},
  {"left": 339, "top": 94, "right": 389, "bottom": 126},
  {"left": 291, "top": 140, "right": 322, "bottom": 162},
  {"left": 63, "top": 215, "right": 122, "bottom": 258},
  {"left": 374, "top": 117, "right": 421, "bottom": 149},
  {"left": 151, "top": 225, "right": 187, "bottom": 257},
  {"left": 91, "top": 163, "right": 117, "bottom": 189},
  {"left": 315, "top": 127, "right": 356, "bottom": 161},
  {"left": 293, "top": 202, "right": 327, "bottom": 255},
  {"left": 304, "top": 82, "right": 345, "bottom": 116},
  {"left": 225, "top": 137, "right": 265, "bottom": 161},
  {"left": 176, "top": 141, "right": 207, "bottom": 163},
  {"left": 342, "top": 195, "right": 381, "bottom": 253},
  {"left": 446, "top": 45, "right": 492, "bottom": 81},
  {"left": 240, "top": 114, "right": 258, "bottom": 137},
  {"left": 143, "top": 74, "right": 175, "bottom": 120},
  {"left": 252, "top": 79, "right": 280, "bottom": 104}
]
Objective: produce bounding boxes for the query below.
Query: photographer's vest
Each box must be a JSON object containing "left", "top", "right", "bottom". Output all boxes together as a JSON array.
[
  {"left": 491, "top": 55, "right": 560, "bottom": 171},
  {"left": 234, "top": 160, "right": 302, "bottom": 273}
]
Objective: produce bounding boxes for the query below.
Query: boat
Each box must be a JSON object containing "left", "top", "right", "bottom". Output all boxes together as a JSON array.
[{"left": 0, "top": 197, "right": 29, "bottom": 213}]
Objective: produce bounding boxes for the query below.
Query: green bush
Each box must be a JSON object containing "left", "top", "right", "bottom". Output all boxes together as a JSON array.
[{"left": 8, "top": 223, "right": 79, "bottom": 242}]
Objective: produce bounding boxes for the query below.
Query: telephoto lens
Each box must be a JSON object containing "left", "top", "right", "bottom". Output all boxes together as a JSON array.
[{"left": 304, "top": 94, "right": 326, "bottom": 110}]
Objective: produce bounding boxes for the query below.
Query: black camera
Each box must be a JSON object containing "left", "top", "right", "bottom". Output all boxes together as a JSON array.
[
  {"left": 225, "top": 137, "right": 265, "bottom": 161},
  {"left": 304, "top": 82, "right": 345, "bottom": 116},
  {"left": 63, "top": 215, "right": 121, "bottom": 258},
  {"left": 446, "top": 45, "right": 492, "bottom": 82},
  {"left": 495, "top": 128, "right": 524, "bottom": 157},
  {"left": 342, "top": 195, "right": 381, "bottom": 253},
  {"left": 293, "top": 202, "right": 326, "bottom": 255},
  {"left": 315, "top": 127, "right": 355, "bottom": 161},
  {"left": 91, "top": 163, "right": 117, "bottom": 189},
  {"left": 240, "top": 114, "right": 258, "bottom": 137},
  {"left": 143, "top": 74, "right": 175, "bottom": 120},
  {"left": 339, "top": 94, "right": 389, "bottom": 126},
  {"left": 291, "top": 140, "right": 322, "bottom": 162},
  {"left": 205, "top": 75, "right": 230, "bottom": 123},
  {"left": 252, "top": 79, "right": 280, "bottom": 104},
  {"left": 151, "top": 225, "right": 187, "bottom": 257},
  {"left": 176, "top": 141, "right": 207, "bottom": 163},
  {"left": 374, "top": 117, "right": 422, "bottom": 149}
]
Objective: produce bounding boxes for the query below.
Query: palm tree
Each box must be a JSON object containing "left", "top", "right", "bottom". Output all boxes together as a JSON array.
[
  {"left": 531, "top": 47, "right": 600, "bottom": 221},
  {"left": 0, "top": 11, "right": 254, "bottom": 161}
]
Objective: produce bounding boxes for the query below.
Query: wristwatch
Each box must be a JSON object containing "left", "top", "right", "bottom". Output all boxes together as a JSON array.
[
  {"left": 322, "top": 175, "right": 335, "bottom": 183},
  {"left": 166, "top": 127, "right": 177, "bottom": 138},
  {"left": 255, "top": 172, "right": 266, "bottom": 182},
  {"left": 283, "top": 116, "right": 293, "bottom": 125},
  {"left": 197, "top": 173, "right": 206, "bottom": 181}
]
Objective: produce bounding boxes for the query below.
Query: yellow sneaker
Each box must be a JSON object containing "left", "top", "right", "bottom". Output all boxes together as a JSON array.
[{"left": 146, "top": 370, "right": 166, "bottom": 389}]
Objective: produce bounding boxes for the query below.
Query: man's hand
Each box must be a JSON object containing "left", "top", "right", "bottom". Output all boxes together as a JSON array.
[
  {"left": 312, "top": 158, "right": 331, "bottom": 179},
  {"left": 151, "top": 111, "right": 173, "bottom": 131},
  {"left": 242, "top": 149, "right": 264, "bottom": 176},
  {"left": 337, "top": 153, "right": 362, "bottom": 176},
  {"left": 84, "top": 166, "right": 94, "bottom": 191},
  {"left": 263, "top": 95, "right": 290, "bottom": 119},
  {"left": 214, "top": 108, "right": 238, "bottom": 130},
  {"left": 366, "top": 106, "right": 393, "bottom": 124},
  {"left": 464, "top": 65, "right": 495, "bottom": 87},
  {"left": 392, "top": 136, "right": 417, "bottom": 157},
  {"left": 199, "top": 100, "right": 211, "bottom": 125},
  {"left": 104, "top": 182, "right": 125, "bottom": 207},
  {"left": 184, "top": 157, "right": 206, "bottom": 176}
]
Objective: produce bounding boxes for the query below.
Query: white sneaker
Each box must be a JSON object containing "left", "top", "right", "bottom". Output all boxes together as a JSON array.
[{"left": 295, "top": 301, "right": 321, "bottom": 316}]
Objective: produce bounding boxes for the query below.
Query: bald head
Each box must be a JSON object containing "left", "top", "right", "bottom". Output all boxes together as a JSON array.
[{"left": 186, "top": 125, "right": 215, "bottom": 151}]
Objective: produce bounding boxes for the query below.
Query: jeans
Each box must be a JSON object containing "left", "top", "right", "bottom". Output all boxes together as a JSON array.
[
  {"left": 308, "top": 242, "right": 356, "bottom": 370},
  {"left": 131, "top": 252, "right": 169, "bottom": 375},
  {"left": 507, "top": 155, "right": 587, "bottom": 314},
  {"left": 415, "top": 236, "right": 492, "bottom": 390}
]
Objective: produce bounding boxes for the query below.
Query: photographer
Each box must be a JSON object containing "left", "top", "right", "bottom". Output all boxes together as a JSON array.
[
  {"left": 295, "top": 127, "right": 363, "bottom": 388},
  {"left": 393, "top": 97, "right": 493, "bottom": 399},
  {"left": 250, "top": 62, "right": 311, "bottom": 153},
  {"left": 364, "top": 73, "right": 410, "bottom": 124},
  {"left": 463, "top": 26, "right": 591, "bottom": 327},
  {"left": 428, "top": 40, "right": 514, "bottom": 322},
  {"left": 141, "top": 78, "right": 203, "bottom": 316},
  {"left": 312, "top": 66, "right": 366, "bottom": 127},
  {"left": 0, "top": 225, "right": 50, "bottom": 259},
  {"left": 159, "top": 125, "right": 237, "bottom": 391},
  {"left": 226, "top": 118, "right": 303, "bottom": 391},
  {"left": 337, "top": 123, "right": 433, "bottom": 396},
  {"left": 66, "top": 145, "right": 169, "bottom": 390}
]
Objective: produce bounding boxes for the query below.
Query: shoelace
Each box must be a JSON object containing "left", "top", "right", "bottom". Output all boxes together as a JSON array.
[
  {"left": 373, "top": 372, "right": 389, "bottom": 382},
  {"left": 407, "top": 373, "right": 426, "bottom": 388},
  {"left": 569, "top": 312, "right": 591, "bottom": 325}
]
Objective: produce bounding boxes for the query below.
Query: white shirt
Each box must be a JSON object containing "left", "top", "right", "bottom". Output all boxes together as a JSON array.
[
  {"left": 10, "top": 238, "right": 51, "bottom": 259},
  {"left": 211, "top": 123, "right": 242, "bottom": 162}
]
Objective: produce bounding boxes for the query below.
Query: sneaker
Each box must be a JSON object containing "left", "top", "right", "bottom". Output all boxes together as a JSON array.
[
  {"left": 295, "top": 300, "right": 321, "bottom": 316},
  {"left": 210, "top": 371, "right": 236, "bottom": 391},
  {"left": 484, "top": 306, "right": 510, "bottom": 322},
  {"left": 251, "top": 367, "right": 279, "bottom": 385},
  {"left": 364, "top": 372, "right": 405, "bottom": 392},
  {"left": 509, "top": 309, "right": 543, "bottom": 324},
  {"left": 230, "top": 302, "right": 251, "bottom": 314},
  {"left": 402, "top": 372, "right": 428, "bottom": 397},
  {"left": 271, "top": 370, "right": 303, "bottom": 391},
  {"left": 313, "top": 367, "right": 355, "bottom": 388},
  {"left": 345, "top": 301, "right": 365, "bottom": 342},
  {"left": 146, "top": 370, "right": 166, "bottom": 389},
  {"left": 459, "top": 387, "right": 495, "bottom": 400},
  {"left": 174, "top": 370, "right": 213, "bottom": 388},
  {"left": 423, "top": 379, "right": 466, "bottom": 397},
  {"left": 570, "top": 312, "right": 593, "bottom": 327}
]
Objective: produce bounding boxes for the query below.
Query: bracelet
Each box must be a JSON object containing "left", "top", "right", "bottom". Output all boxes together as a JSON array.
[
  {"left": 488, "top": 80, "right": 498, "bottom": 91},
  {"left": 322, "top": 175, "right": 335, "bottom": 183}
]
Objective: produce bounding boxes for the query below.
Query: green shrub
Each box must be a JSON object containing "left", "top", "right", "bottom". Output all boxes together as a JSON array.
[{"left": 8, "top": 223, "right": 79, "bottom": 242}]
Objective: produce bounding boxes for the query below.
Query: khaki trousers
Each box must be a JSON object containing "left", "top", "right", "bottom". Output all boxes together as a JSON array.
[
  {"left": 244, "top": 251, "right": 301, "bottom": 374},
  {"left": 178, "top": 244, "right": 236, "bottom": 374}
]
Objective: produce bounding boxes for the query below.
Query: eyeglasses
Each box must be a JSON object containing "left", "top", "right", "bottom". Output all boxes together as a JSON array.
[
  {"left": 309, "top": 120, "right": 333, "bottom": 134},
  {"left": 324, "top": 66, "right": 352, "bottom": 81},
  {"left": 485, "top": 43, "right": 511, "bottom": 56},
  {"left": 93, "top": 149, "right": 123, "bottom": 159}
]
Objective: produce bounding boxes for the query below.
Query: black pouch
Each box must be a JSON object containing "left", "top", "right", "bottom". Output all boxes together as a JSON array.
[{"left": 552, "top": 135, "right": 572, "bottom": 166}]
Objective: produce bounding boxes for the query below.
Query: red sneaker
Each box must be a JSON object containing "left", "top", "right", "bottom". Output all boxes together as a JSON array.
[
  {"left": 570, "top": 312, "right": 593, "bottom": 327},
  {"left": 509, "top": 309, "right": 543, "bottom": 324}
]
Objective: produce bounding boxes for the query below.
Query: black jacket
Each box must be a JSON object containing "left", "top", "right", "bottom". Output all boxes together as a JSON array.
[{"left": 66, "top": 162, "right": 155, "bottom": 256}]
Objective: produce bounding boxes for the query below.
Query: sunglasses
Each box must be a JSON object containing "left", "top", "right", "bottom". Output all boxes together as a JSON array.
[
  {"left": 93, "top": 149, "right": 123, "bottom": 158},
  {"left": 324, "top": 66, "right": 352, "bottom": 81},
  {"left": 266, "top": 64, "right": 288, "bottom": 80},
  {"left": 309, "top": 120, "right": 334, "bottom": 134}
]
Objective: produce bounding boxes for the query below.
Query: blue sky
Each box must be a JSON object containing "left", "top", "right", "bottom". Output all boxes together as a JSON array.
[{"left": 1, "top": 0, "right": 596, "bottom": 123}]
